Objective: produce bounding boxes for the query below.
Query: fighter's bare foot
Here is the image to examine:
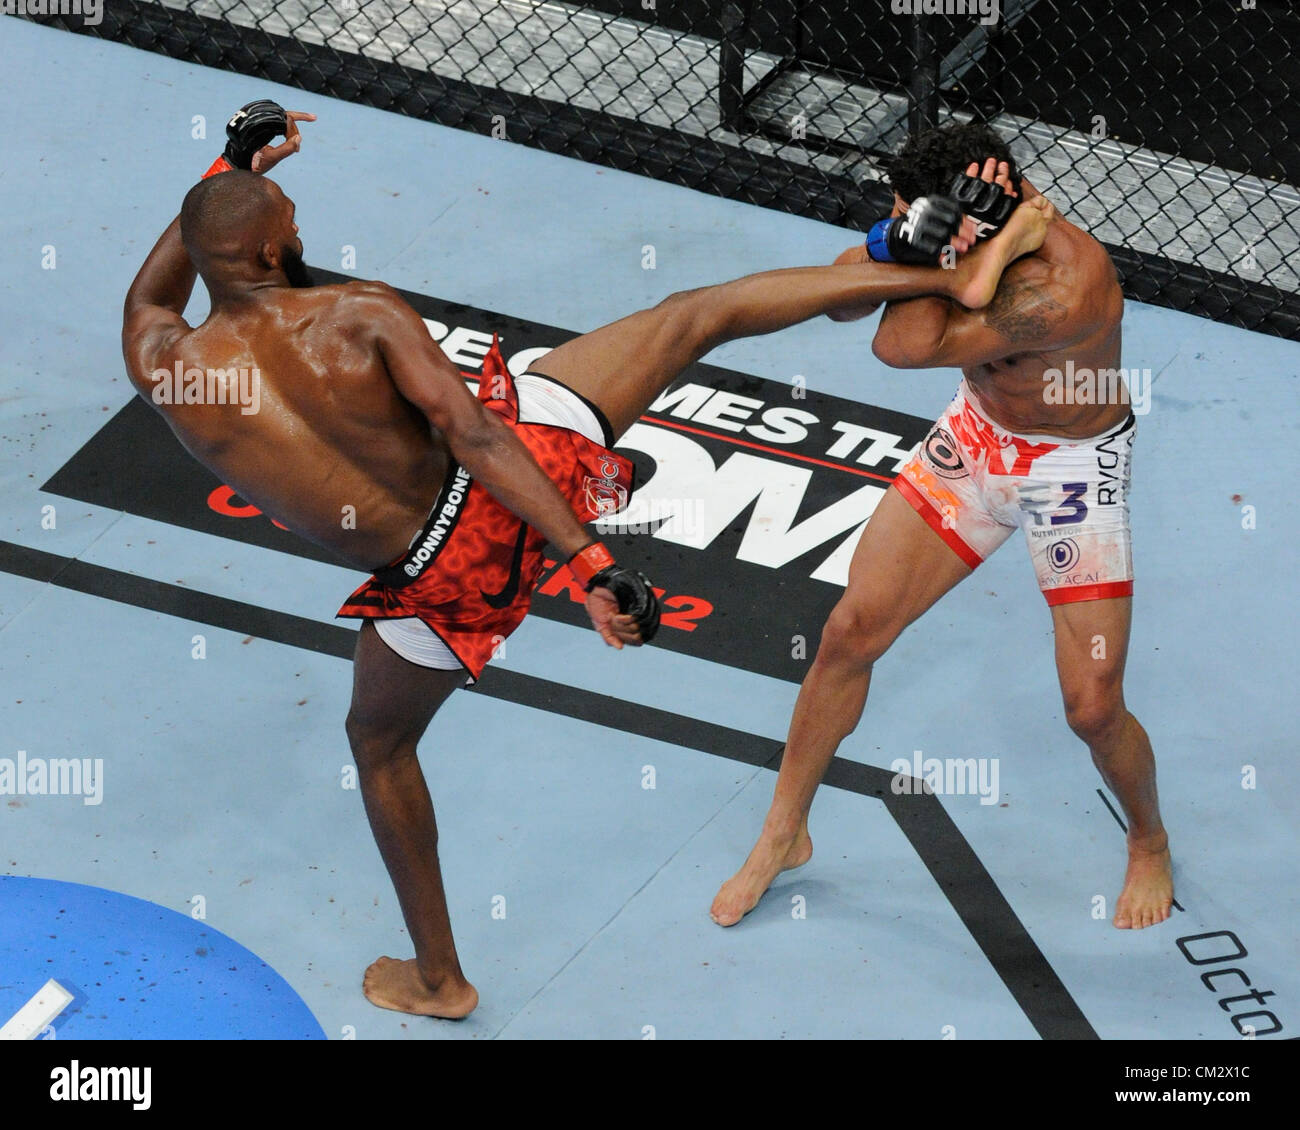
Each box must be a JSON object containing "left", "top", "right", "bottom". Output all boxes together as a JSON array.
[
  {"left": 1113, "top": 835, "right": 1173, "bottom": 930},
  {"left": 710, "top": 824, "right": 813, "bottom": 927},
  {"left": 952, "top": 196, "right": 1054, "bottom": 309},
  {"left": 362, "top": 956, "right": 479, "bottom": 1018}
]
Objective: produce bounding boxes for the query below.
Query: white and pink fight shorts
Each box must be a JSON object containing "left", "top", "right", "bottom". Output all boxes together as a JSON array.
[{"left": 895, "top": 380, "right": 1136, "bottom": 606}]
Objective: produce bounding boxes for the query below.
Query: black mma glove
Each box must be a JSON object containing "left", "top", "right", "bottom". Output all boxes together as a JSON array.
[
  {"left": 203, "top": 99, "right": 289, "bottom": 178},
  {"left": 949, "top": 172, "right": 1017, "bottom": 241},
  {"left": 864, "top": 194, "right": 963, "bottom": 265},
  {"left": 569, "top": 543, "right": 661, "bottom": 643}
]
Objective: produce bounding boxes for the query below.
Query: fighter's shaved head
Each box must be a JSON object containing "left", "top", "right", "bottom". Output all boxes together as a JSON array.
[{"left": 180, "top": 170, "right": 282, "bottom": 262}]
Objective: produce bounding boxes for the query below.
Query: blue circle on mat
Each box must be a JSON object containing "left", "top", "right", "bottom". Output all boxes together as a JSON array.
[{"left": 0, "top": 876, "right": 325, "bottom": 1039}]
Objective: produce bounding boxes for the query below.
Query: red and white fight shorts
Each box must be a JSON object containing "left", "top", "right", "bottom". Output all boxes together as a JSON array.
[
  {"left": 337, "top": 339, "right": 632, "bottom": 679},
  {"left": 895, "top": 380, "right": 1136, "bottom": 606}
]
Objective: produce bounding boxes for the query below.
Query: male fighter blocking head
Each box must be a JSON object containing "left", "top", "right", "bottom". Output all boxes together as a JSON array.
[
  {"left": 713, "top": 121, "right": 1173, "bottom": 932},
  {"left": 122, "top": 103, "right": 1049, "bottom": 1018}
]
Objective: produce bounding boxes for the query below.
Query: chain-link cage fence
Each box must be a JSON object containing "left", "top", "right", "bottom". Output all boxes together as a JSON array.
[{"left": 27, "top": 0, "right": 1300, "bottom": 337}]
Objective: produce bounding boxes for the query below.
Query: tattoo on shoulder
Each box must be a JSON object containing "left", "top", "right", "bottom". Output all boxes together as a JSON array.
[{"left": 983, "top": 279, "right": 1069, "bottom": 343}]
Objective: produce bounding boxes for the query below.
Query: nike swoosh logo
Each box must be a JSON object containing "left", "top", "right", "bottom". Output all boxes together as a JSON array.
[{"left": 479, "top": 521, "right": 530, "bottom": 609}]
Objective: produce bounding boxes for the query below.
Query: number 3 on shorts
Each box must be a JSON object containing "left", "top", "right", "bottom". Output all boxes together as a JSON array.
[{"left": 1051, "top": 482, "right": 1089, "bottom": 526}]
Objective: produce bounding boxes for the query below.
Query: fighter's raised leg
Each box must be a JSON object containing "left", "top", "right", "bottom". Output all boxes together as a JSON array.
[{"left": 531, "top": 199, "right": 1053, "bottom": 439}]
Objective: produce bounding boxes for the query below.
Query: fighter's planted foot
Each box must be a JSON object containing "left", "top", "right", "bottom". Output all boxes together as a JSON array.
[
  {"left": 710, "top": 824, "right": 813, "bottom": 927},
  {"left": 1112, "top": 835, "right": 1173, "bottom": 930},
  {"left": 362, "top": 956, "right": 479, "bottom": 1018}
]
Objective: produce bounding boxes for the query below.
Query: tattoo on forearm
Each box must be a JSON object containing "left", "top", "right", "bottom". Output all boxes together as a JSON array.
[{"left": 984, "top": 280, "right": 1068, "bottom": 342}]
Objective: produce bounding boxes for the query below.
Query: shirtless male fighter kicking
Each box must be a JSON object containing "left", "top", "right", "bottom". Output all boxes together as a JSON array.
[
  {"left": 713, "top": 122, "right": 1173, "bottom": 932},
  {"left": 121, "top": 103, "right": 1049, "bottom": 1018}
]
